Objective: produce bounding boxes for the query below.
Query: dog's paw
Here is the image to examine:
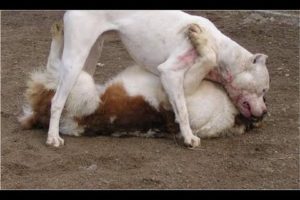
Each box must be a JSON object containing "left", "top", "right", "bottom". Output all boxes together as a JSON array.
[
  {"left": 46, "top": 135, "right": 64, "bottom": 147},
  {"left": 188, "top": 23, "right": 204, "bottom": 38},
  {"left": 184, "top": 135, "right": 201, "bottom": 148},
  {"left": 187, "top": 24, "right": 217, "bottom": 66},
  {"left": 187, "top": 24, "right": 208, "bottom": 55}
]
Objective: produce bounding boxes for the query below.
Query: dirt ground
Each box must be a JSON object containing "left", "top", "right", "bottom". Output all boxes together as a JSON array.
[{"left": 1, "top": 11, "right": 299, "bottom": 189}]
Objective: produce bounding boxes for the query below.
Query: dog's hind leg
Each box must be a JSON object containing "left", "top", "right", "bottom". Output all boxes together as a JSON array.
[
  {"left": 46, "top": 21, "right": 64, "bottom": 76},
  {"left": 47, "top": 20, "right": 104, "bottom": 76},
  {"left": 46, "top": 12, "right": 114, "bottom": 147}
]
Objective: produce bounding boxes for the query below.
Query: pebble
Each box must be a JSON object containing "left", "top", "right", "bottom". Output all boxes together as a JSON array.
[
  {"left": 96, "top": 62, "right": 105, "bottom": 67},
  {"left": 86, "top": 164, "right": 97, "bottom": 171},
  {"left": 265, "top": 167, "right": 274, "bottom": 173}
]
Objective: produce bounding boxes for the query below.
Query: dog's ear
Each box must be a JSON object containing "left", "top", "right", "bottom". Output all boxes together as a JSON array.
[{"left": 252, "top": 53, "right": 268, "bottom": 65}]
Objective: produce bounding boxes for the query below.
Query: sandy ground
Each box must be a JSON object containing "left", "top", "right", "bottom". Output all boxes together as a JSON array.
[{"left": 1, "top": 11, "right": 299, "bottom": 189}]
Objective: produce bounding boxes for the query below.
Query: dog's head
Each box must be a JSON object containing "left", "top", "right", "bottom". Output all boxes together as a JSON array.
[{"left": 226, "top": 53, "right": 269, "bottom": 120}]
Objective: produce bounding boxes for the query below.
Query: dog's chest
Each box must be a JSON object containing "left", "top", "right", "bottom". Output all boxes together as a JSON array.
[{"left": 118, "top": 30, "right": 174, "bottom": 71}]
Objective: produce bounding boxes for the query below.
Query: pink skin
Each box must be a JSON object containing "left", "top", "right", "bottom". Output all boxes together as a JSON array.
[
  {"left": 178, "top": 48, "right": 198, "bottom": 64},
  {"left": 206, "top": 69, "right": 267, "bottom": 119},
  {"left": 234, "top": 93, "right": 252, "bottom": 118},
  {"left": 238, "top": 93, "right": 267, "bottom": 118},
  {"left": 175, "top": 48, "right": 198, "bottom": 70}
]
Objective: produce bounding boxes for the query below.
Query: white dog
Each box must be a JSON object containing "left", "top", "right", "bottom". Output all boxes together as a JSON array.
[
  {"left": 19, "top": 24, "right": 264, "bottom": 142},
  {"left": 43, "top": 11, "right": 269, "bottom": 147}
]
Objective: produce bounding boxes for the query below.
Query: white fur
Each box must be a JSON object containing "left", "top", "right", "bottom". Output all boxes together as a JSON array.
[
  {"left": 64, "top": 71, "right": 99, "bottom": 117},
  {"left": 18, "top": 103, "right": 34, "bottom": 125},
  {"left": 109, "top": 116, "right": 117, "bottom": 124},
  {"left": 186, "top": 81, "right": 239, "bottom": 137}
]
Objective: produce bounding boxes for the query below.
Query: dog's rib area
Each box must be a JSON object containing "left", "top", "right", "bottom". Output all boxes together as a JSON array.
[{"left": 77, "top": 83, "right": 176, "bottom": 135}]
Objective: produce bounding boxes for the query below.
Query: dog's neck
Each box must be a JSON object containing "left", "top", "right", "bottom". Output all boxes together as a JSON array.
[
  {"left": 205, "top": 38, "right": 253, "bottom": 103},
  {"left": 207, "top": 36, "right": 252, "bottom": 81},
  {"left": 205, "top": 68, "right": 242, "bottom": 105}
]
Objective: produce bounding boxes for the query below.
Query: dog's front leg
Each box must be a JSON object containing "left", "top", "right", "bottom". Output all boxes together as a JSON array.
[{"left": 158, "top": 57, "right": 201, "bottom": 148}]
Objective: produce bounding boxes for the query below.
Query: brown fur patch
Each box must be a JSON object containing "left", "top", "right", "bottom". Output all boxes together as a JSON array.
[
  {"left": 77, "top": 83, "right": 178, "bottom": 135},
  {"left": 23, "top": 80, "right": 180, "bottom": 136},
  {"left": 19, "top": 114, "right": 38, "bottom": 129},
  {"left": 24, "top": 82, "right": 55, "bottom": 128}
]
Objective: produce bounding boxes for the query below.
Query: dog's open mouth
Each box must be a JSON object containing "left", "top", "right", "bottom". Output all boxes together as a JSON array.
[
  {"left": 250, "top": 115, "right": 263, "bottom": 123},
  {"left": 235, "top": 113, "right": 264, "bottom": 131}
]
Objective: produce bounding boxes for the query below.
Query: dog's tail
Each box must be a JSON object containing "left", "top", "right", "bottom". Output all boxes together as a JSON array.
[
  {"left": 46, "top": 20, "right": 64, "bottom": 78},
  {"left": 18, "top": 21, "right": 64, "bottom": 129}
]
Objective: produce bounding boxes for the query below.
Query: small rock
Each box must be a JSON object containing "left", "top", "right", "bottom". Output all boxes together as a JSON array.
[
  {"left": 265, "top": 167, "right": 274, "bottom": 173},
  {"left": 86, "top": 164, "right": 97, "bottom": 171},
  {"left": 96, "top": 62, "right": 105, "bottom": 67}
]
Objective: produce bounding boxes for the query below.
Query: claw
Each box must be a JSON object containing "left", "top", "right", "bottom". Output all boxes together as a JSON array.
[
  {"left": 46, "top": 135, "right": 64, "bottom": 147},
  {"left": 184, "top": 135, "right": 201, "bottom": 148}
]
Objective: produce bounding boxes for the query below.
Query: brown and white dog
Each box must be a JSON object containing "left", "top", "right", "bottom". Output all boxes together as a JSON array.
[{"left": 19, "top": 22, "right": 264, "bottom": 142}]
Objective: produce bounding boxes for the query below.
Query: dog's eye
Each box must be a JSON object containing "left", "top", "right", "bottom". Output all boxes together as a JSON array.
[{"left": 262, "top": 88, "right": 268, "bottom": 94}]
